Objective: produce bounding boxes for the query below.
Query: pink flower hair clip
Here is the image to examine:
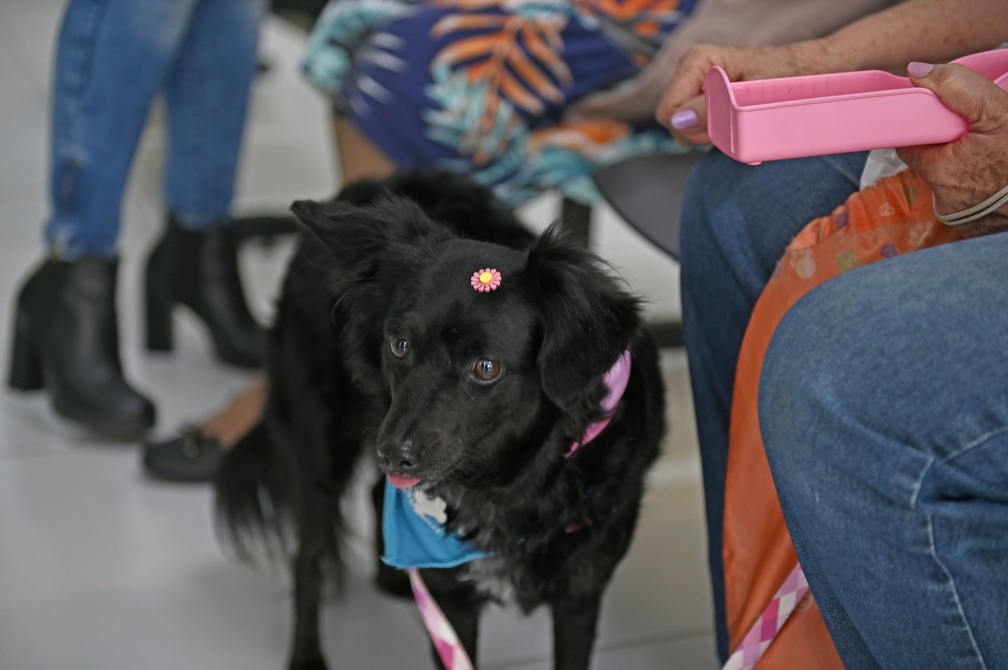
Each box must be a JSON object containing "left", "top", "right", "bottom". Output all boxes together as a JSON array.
[{"left": 470, "top": 268, "right": 501, "bottom": 293}]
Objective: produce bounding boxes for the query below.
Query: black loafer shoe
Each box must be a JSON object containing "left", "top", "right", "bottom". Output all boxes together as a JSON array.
[{"left": 142, "top": 427, "right": 224, "bottom": 483}]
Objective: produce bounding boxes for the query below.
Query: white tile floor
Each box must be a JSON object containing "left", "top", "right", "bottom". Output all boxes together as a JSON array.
[{"left": 0, "top": 2, "right": 720, "bottom": 668}]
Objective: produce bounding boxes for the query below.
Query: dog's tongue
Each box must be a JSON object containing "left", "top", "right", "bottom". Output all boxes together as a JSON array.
[{"left": 387, "top": 473, "right": 421, "bottom": 489}]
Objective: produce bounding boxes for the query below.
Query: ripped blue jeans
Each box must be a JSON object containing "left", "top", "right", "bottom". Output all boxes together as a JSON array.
[{"left": 46, "top": 0, "right": 265, "bottom": 258}]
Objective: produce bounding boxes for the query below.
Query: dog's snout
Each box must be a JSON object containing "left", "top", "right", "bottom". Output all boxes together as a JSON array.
[{"left": 378, "top": 438, "right": 423, "bottom": 473}]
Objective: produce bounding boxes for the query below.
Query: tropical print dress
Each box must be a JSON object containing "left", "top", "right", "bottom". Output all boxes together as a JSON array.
[{"left": 303, "top": 0, "right": 698, "bottom": 205}]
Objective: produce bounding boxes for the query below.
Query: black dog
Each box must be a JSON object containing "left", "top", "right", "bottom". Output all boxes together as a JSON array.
[{"left": 214, "top": 172, "right": 666, "bottom": 669}]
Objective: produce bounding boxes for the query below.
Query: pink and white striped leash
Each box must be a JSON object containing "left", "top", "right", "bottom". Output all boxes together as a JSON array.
[
  {"left": 412, "top": 560, "right": 810, "bottom": 670},
  {"left": 723, "top": 562, "right": 809, "bottom": 670},
  {"left": 409, "top": 568, "right": 474, "bottom": 670}
]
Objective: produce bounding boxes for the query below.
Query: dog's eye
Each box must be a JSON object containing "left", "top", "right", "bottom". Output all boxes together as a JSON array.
[
  {"left": 389, "top": 337, "right": 410, "bottom": 359},
  {"left": 472, "top": 359, "right": 502, "bottom": 383}
]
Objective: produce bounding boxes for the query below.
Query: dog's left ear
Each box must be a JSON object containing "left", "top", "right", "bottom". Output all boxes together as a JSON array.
[
  {"left": 526, "top": 229, "right": 642, "bottom": 409},
  {"left": 292, "top": 196, "right": 432, "bottom": 256},
  {"left": 290, "top": 195, "right": 440, "bottom": 283},
  {"left": 290, "top": 198, "right": 366, "bottom": 254}
]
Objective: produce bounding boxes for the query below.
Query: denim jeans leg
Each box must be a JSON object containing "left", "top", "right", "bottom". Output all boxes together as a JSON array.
[
  {"left": 163, "top": 0, "right": 266, "bottom": 231},
  {"left": 45, "top": 0, "right": 201, "bottom": 258},
  {"left": 759, "top": 232, "right": 1008, "bottom": 670},
  {"left": 679, "top": 149, "right": 867, "bottom": 660}
]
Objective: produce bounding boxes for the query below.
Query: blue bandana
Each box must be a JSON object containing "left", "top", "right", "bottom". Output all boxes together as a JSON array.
[{"left": 381, "top": 483, "right": 489, "bottom": 569}]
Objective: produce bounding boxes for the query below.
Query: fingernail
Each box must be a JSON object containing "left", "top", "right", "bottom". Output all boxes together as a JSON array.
[
  {"left": 907, "top": 61, "right": 935, "bottom": 78},
  {"left": 671, "top": 109, "right": 698, "bottom": 130}
]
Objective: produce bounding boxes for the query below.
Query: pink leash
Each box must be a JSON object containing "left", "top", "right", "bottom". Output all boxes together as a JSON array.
[
  {"left": 415, "top": 560, "right": 811, "bottom": 670},
  {"left": 723, "top": 562, "right": 809, "bottom": 670},
  {"left": 409, "top": 568, "right": 474, "bottom": 670}
]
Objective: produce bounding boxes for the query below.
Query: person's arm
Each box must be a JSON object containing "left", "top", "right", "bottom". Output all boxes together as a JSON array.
[
  {"left": 656, "top": 0, "right": 1008, "bottom": 144},
  {"left": 815, "top": 0, "right": 1008, "bottom": 73},
  {"left": 565, "top": 0, "right": 895, "bottom": 123}
]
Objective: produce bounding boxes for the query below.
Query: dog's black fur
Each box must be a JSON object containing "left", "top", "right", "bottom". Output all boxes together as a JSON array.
[{"left": 214, "top": 171, "right": 666, "bottom": 669}]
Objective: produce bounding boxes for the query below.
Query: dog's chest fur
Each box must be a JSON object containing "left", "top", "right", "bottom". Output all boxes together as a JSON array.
[{"left": 459, "top": 555, "right": 517, "bottom": 601}]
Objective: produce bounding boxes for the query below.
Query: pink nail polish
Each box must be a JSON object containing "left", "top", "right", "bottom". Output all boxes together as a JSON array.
[{"left": 671, "top": 109, "right": 698, "bottom": 130}]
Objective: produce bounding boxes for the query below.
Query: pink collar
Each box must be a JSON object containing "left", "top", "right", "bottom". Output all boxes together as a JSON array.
[{"left": 564, "top": 349, "right": 632, "bottom": 458}]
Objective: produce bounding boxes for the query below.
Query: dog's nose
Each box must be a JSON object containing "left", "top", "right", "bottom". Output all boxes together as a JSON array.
[{"left": 378, "top": 439, "right": 423, "bottom": 473}]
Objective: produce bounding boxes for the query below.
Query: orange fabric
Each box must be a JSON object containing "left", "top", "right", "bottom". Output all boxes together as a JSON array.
[{"left": 722, "top": 169, "right": 967, "bottom": 668}]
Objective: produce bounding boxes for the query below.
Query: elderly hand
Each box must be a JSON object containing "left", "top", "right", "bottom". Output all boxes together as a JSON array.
[
  {"left": 898, "top": 61, "right": 1008, "bottom": 234},
  {"left": 654, "top": 43, "right": 831, "bottom": 145}
]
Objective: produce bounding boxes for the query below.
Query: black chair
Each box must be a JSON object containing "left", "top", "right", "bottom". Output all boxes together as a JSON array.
[{"left": 588, "top": 151, "right": 704, "bottom": 348}]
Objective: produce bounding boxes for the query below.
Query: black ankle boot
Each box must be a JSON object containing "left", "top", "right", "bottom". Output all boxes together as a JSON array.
[
  {"left": 145, "top": 216, "right": 264, "bottom": 368},
  {"left": 8, "top": 256, "right": 156, "bottom": 438}
]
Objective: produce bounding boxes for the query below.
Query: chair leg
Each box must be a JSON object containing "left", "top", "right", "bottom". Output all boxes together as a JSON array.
[
  {"left": 232, "top": 214, "right": 299, "bottom": 246},
  {"left": 559, "top": 197, "right": 593, "bottom": 248},
  {"left": 648, "top": 320, "right": 684, "bottom": 349}
]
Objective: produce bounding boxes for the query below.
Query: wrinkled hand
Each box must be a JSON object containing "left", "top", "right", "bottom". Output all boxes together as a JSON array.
[
  {"left": 654, "top": 43, "right": 830, "bottom": 145},
  {"left": 897, "top": 61, "right": 1008, "bottom": 234}
]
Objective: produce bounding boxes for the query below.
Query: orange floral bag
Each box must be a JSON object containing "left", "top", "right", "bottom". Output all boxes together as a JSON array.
[{"left": 721, "top": 169, "right": 967, "bottom": 669}]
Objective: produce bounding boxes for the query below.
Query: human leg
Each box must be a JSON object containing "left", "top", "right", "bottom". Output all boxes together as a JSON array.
[
  {"left": 144, "top": 0, "right": 268, "bottom": 369},
  {"left": 678, "top": 149, "right": 867, "bottom": 659},
  {"left": 10, "top": 0, "right": 207, "bottom": 436},
  {"left": 332, "top": 117, "right": 395, "bottom": 185},
  {"left": 143, "top": 377, "right": 266, "bottom": 482},
  {"left": 162, "top": 0, "right": 265, "bottom": 226},
  {"left": 759, "top": 231, "right": 1008, "bottom": 669},
  {"left": 9, "top": 256, "right": 156, "bottom": 438},
  {"left": 46, "top": 0, "right": 202, "bottom": 257},
  {"left": 143, "top": 5, "right": 393, "bottom": 480}
]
